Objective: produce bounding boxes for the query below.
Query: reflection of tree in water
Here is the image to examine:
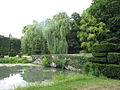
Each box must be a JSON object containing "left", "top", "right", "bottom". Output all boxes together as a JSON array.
[
  {"left": 22, "top": 66, "right": 55, "bottom": 83},
  {"left": 0, "top": 65, "right": 77, "bottom": 83},
  {"left": 0, "top": 66, "right": 28, "bottom": 79}
]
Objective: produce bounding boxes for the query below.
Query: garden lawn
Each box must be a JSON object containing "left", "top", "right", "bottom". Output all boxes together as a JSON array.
[{"left": 16, "top": 74, "right": 120, "bottom": 90}]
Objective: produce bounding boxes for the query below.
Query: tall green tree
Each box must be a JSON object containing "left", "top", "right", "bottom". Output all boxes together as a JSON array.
[
  {"left": 88, "top": 0, "right": 120, "bottom": 43},
  {"left": 45, "top": 12, "right": 71, "bottom": 54},
  {"left": 21, "top": 21, "right": 47, "bottom": 55},
  {"left": 78, "top": 14, "right": 109, "bottom": 52},
  {"left": 67, "top": 12, "right": 81, "bottom": 54}
]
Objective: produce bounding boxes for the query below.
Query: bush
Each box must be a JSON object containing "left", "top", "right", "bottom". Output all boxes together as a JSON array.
[
  {"left": 92, "top": 43, "right": 117, "bottom": 53},
  {"left": 42, "top": 55, "right": 52, "bottom": 66},
  {"left": 83, "top": 63, "right": 120, "bottom": 79},
  {"left": 52, "top": 58, "right": 67, "bottom": 68},
  {"left": 57, "top": 55, "right": 89, "bottom": 68},
  {"left": 88, "top": 57, "right": 107, "bottom": 63},
  {"left": 42, "top": 56, "right": 49, "bottom": 67},
  {"left": 92, "top": 52, "right": 108, "bottom": 57},
  {"left": 107, "top": 53, "right": 120, "bottom": 64},
  {"left": 0, "top": 57, "right": 30, "bottom": 63}
]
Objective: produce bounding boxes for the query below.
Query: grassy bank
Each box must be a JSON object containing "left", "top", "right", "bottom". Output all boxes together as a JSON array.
[
  {"left": 0, "top": 57, "right": 31, "bottom": 63},
  {"left": 16, "top": 74, "right": 120, "bottom": 90}
]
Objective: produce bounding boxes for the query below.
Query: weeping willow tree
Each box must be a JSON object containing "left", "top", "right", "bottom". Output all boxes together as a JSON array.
[
  {"left": 44, "top": 12, "right": 71, "bottom": 54},
  {"left": 21, "top": 21, "right": 47, "bottom": 55}
]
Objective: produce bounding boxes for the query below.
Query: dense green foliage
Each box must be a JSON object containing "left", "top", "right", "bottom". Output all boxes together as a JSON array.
[
  {"left": 42, "top": 54, "right": 90, "bottom": 69},
  {"left": 84, "top": 43, "right": 120, "bottom": 79},
  {"left": 107, "top": 53, "right": 120, "bottom": 64},
  {"left": 92, "top": 52, "right": 108, "bottom": 57},
  {"left": 77, "top": 15, "right": 109, "bottom": 52},
  {"left": 45, "top": 12, "right": 71, "bottom": 54},
  {"left": 0, "top": 35, "right": 21, "bottom": 57},
  {"left": 42, "top": 56, "right": 50, "bottom": 67},
  {"left": 21, "top": 21, "right": 47, "bottom": 55},
  {"left": 92, "top": 43, "right": 117, "bottom": 52},
  {"left": 88, "top": 57, "right": 107, "bottom": 63},
  {"left": 67, "top": 12, "right": 81, "bottom": 54},
  {"left": 88, "top": 0, "right": 120, "bottom": 43},
  {"left": 9, "top": 38, "right": 21, "bottom": 57},
  {"left": 0, "top": 35, "right": 10, "bottom": 57},
  {"left": 0, "top": 57, "right": 30, "bottom": 63},
  {"left": 83, "top": 62, "right": 120, "bottom": 79}
]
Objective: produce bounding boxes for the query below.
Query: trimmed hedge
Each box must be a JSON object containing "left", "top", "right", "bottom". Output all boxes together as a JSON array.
[
  {"left": 83, "top": 62, "right": 120, "bottom": 79},
  {"left": 92, "top": 52, "right": 108, "bottom": 57},
  {"left": 93, "top": 43, "right": 117, "bottom": 53},
  {"left": 107, "top": 53, "right": 120, "bottom": 64},
  {"left": 88, "top": 57, "right": 107, "bottom": 63}
]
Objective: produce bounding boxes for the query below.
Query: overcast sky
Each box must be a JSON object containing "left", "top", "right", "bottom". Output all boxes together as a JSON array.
[{"left": 0, "top": 0, "right": 92, "bottom": 38}]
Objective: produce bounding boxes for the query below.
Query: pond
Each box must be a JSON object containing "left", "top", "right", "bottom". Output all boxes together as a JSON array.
[{"left": 0, "top": 64, "right": 78, "bottom": 90}]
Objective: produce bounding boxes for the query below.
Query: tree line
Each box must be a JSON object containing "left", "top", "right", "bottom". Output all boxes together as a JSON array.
[{"left": 0, "top": 0, "right": 119, "bottom": 56}]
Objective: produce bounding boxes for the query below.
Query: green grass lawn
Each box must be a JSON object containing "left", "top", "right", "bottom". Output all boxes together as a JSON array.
[{"left": 16, "top": 73, "right": 120, "bottom": 90}]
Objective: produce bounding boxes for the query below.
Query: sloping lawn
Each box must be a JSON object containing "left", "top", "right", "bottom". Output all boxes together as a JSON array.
[{"left": 16, "top": 74, "right": 120, "bottom": 90}]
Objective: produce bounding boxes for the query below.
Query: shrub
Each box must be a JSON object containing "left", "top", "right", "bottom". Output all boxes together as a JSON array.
[
  {"left": 52, "top": 58, "right": 67, "bottom": 68},
  {"left": 83, "top": 62, "right": 92, "bottom": 75},
  {"left": 92, "top": 43, "right": 117, "bottom": 53},
  {"left": 42, "top": 55, "right": 52, "bottom": 66},
  {"left": 88, "top": 57, "right": 107, "bottom": 63},
  {"left": 0, "top": 57, "right": 30, "bottom": 63},
  {"left": 92, "top": 52, "right": 108, "bottom": 57},
  {"left": 42, "top": 56, "right": 49, "bottom": 67},
  {"left": 83, "top": 62, "right": 120, "bottom": 79},
  {"left": 57, "top": 55, "right": 89, "bottom": 68},
  {"left": 107, "top": 53, "right": 120, "bottom": 64}
]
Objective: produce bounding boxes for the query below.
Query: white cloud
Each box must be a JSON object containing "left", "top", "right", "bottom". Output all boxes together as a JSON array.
[{"left": 0, "top": 0, "right": 92, "bottom": 38}]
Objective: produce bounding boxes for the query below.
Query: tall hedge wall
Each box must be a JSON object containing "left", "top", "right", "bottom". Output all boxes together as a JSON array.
[
  {"left": 0, "top": 35, "right": 21, "bottom": 57},
  {"left": 0, "top": 36, "right": 10, "bottom": 57}
]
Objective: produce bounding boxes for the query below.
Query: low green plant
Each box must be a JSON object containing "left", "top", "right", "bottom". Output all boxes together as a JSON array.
[
  {"left": 42, "top": 55, "right": 52, "bottom": 66},
  {"left": 52, "top": 58, "right": 67, "bottom": 68},
  {"left": 42, "top": 56, "right": 49, "bottom": 67},
  {"left": 0, "top": 57, "right": 30, "bottom": 63}
]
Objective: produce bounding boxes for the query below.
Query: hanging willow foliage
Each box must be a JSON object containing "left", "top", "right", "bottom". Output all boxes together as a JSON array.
[
  {"left": 21, "top": 21, "right": 47, "bottom": 55},
  {"left": 44, "top": 12, "right": 71, "bottom": 54}
]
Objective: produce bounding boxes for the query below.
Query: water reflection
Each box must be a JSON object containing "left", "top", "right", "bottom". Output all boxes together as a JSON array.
[
  {"left": 0, "top": 74, "right": 27, "bottom": 90},
  {"left": 0, "top": 64, "right": 77, "bottom": 90}
]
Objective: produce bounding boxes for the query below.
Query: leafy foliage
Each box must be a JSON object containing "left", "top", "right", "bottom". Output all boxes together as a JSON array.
[
  {"left": 0, "top": 57, "right": 30, "bottom": 63},
  {"left": 67, "top": 12, "right": 81, "bottom": 54},
  {"left": 83, "top": 62, "right": 120, "bottom": 79},
  {"left": 44, "top": 12, "right": 71, "bottom": 54},
  {"left": 21, "top": 21, "right": 47, "bottom": 55},
  {"left": 77, "top": 15, "right": 109, "bottom": 52},
  {"left": 88, "top": 0, "right": 120, "bottom": 43}
]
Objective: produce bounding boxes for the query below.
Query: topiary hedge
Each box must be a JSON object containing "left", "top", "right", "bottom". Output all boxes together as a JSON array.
[
  {"left": 92, "top": 43, "right": 117, "bottom": 53},
  {"left": 107, "top": 53, "right": 120, "bottom": 64},
  {"left": 84, "top": 62, "right": 120, "bottom": 79},
  {"left": 88, "top": 57, "right": 107, "bottom": 63},
  {"left": 92, "top": 52, "right": 108, "bottom": 57}
]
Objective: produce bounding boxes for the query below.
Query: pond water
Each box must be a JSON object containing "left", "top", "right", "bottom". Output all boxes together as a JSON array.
[{"left": 0, "top": 64, "right": 77, "bottom": 90}]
